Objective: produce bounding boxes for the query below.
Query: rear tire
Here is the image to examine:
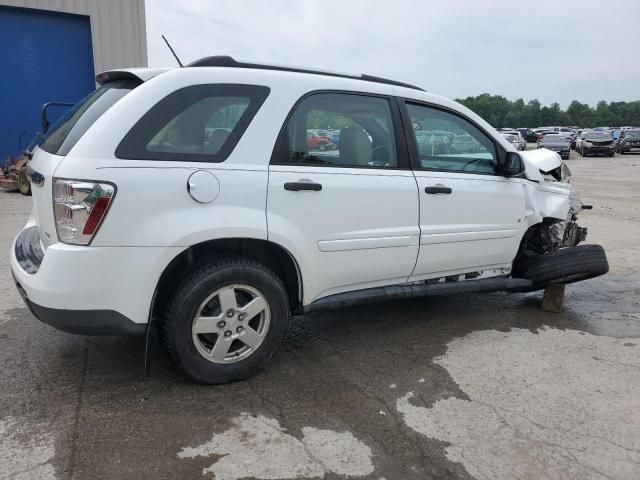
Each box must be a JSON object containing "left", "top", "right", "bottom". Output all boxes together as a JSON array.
[
  {"left": 520, "top": 244, "right": 609, "bottom": 289},
  {"left": 161, "top": 257, "right": 289, "bottom": 384}
]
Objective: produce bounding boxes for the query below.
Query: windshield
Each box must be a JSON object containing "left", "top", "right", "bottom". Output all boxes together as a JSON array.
[
  {"left": 585, "top": 132, "right": 611, "bottom": 140},
  {"left": 624, "top": 131, "right": 640, "bottom": 138},
  {"left": 502, "top": 134, "right": 517, "bottom": 142},
  {"left": 542, "top": 135, "right": 567, "bottom": 142},
  {"left": 41, "top": 79, "right": 139, "bottom": 156}
]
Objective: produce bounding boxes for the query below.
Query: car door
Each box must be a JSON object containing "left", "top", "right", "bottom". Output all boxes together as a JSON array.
[
  {"left": 267, "top": 92, "right": 420, "bottom": 304},
  {"left": 400, "top": 100, "right": 526, "bottom": 280}
]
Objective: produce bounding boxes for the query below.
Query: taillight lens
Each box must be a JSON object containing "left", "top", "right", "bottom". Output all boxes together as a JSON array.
[{"left": 53, "top": 179, "right": 116, "bottom": 245}]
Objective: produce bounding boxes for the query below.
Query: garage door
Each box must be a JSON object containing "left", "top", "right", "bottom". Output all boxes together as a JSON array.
[{"left": 0, "top": 6, "right": 95, "bottom": 162}]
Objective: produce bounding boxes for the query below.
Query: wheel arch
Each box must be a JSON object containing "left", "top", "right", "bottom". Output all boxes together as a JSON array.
[{"left": 152, "top": 238, "right": 303, "bottom": 322}]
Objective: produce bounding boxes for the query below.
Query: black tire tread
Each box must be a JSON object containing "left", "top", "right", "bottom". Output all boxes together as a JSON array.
[{"left": 521, "top": 244, "right": 608, "bottom": 288}]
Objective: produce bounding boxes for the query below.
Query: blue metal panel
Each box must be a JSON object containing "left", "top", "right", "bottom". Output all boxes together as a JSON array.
[{"left": 0, "top": 6, "right": 94, "bottom": 161}]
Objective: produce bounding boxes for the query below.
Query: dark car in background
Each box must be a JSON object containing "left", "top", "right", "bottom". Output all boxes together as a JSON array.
[
  {"left": 617, "top": 129, "right": 640, "bottom": 154},
  {"left": 517, "top": 128, "right": 538, "bottom": 142},
  {"left": 579, "top": 131, "right": 616, "bottom": 157},
  {"left": 538, "top": 134, "right": 571, "bottom": 160}
]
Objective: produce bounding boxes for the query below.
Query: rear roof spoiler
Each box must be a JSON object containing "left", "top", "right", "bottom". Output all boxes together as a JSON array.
[{"left": 95, "top": 68, "right": 171, "bottom": 85}]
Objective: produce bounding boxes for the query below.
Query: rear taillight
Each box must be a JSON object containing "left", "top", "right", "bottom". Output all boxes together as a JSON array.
[{"left": 53, "top": 179, "right": 116, "bottom": 245}]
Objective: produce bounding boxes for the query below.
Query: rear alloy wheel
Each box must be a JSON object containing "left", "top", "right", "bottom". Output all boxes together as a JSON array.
[
  {"left": 319, "top": 142, "right": 327, "bottom": 151},
  {"left": 162, "top": 257, "right": 289, "bottom": 384},
  {"left": 17, "top": 169, "right": 31, "bottom": 196}
]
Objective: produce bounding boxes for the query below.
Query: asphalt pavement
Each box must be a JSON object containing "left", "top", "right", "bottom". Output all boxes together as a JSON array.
[{"left": 1, "top": 150, "right": 639, "bottom": 480}]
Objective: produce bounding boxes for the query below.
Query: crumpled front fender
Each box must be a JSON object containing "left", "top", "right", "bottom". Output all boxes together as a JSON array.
[
  {"left": 520, "top": 148, "right": 562, "bottom": 182},
  {"left": 522, "top": 182, "right": 574, "bottom": 229}
]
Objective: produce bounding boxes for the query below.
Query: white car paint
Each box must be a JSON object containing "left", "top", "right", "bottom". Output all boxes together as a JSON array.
[{"left": 11, "top": 64, "right": 577, "bottom": 326}]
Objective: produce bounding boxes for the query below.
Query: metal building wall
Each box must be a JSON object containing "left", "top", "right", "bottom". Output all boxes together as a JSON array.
[{"left": 0, "top": 0, "right": 147, "bottom": 73}]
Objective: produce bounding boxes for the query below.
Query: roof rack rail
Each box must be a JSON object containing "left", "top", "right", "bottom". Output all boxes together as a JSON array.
[{"left": 188, "top": 55, "right": 425, "bottom": 91}]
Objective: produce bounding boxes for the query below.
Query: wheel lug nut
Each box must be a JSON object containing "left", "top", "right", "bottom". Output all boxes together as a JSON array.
[
  {"left": 224, "top": 330, "right": 232, "bottom": 337},
  {"left": 236, "top": 326, "right": 244, "bottom": 333},
  {"left": 226, "top": 309, "right": 235, "bottom": 318},
  {"left": 238, "top": 314, "right": 246, "bottom": 321},
  {"left": 217, "top": 320, "right": 226, "bottom": 328}
]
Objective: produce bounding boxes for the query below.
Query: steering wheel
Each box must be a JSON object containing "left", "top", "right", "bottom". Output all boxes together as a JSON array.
[
  {"left": 460, "top": 157, "right": 483, "bottom": 171},
  {"left": 371, "top": 145, "right": 391, "bottom": 165}
]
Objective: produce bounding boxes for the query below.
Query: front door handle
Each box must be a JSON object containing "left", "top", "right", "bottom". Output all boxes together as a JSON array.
[
  {"left": 424, "top": 186, "right": 452, "bottom": 194},
  {"left": 284, "top": 181, "right": 322, "bottom": 192}
]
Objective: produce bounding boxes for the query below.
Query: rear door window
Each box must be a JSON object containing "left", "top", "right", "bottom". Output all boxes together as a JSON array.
[
  {"left": 40, "top": 80, "right": 138, "bottom": 156},
  {"left": 116, "top": 84, "right": 270, "bottom": 162}
]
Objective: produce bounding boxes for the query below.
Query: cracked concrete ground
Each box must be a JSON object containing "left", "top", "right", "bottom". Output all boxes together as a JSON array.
[{"left": 1, "top": 151, "right": 639, "bottom": 479}]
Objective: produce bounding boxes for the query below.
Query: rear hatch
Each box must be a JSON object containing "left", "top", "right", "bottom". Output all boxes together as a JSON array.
[{"left": 28, "top": 76, "right": 142, "bottom": 248}]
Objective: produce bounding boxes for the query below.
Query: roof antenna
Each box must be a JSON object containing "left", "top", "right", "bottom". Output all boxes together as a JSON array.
[{"left": 162, "top": 35, "right": 183, "bottom": 67}]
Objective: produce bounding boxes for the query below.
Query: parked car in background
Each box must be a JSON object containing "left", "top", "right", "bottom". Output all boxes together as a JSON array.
[
  {"left": 616, "top": 129, "right": 640, "bottom": 154},
  {"left": 570, "top": 130, "right": 583, "bottom": 150},
  {"left": 575, "top": 130, "right": 590, "bottom": 152},
  {"left": 538, "top": 134, "right": 571, "bottom": 160},
  {"left": 609, "top": 129, "right": 622, "bottom": 141},
  {"left": 307, "top": 131, "right": 332, "bottom": 151},
  {"left": 579, "top": 131, "right": 616, "bottom": 157},
  {"left": 500, "top": 131, "right": 526, "bottom": 151},
  {"left": 329, "top": 130, "right": 340, "bottom": 148},
  {"left": 517, "top": 128, "right": 538, "bottom": 142},
  {"left": 534, "top": 128, "right": 556, "bottom": 138},
  {"left": 553, "top": 127, "right": 575, "bottom": 137}
]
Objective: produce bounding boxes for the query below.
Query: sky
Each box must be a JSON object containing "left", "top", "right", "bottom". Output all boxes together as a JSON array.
[{"left": 145, "top": 0, "right": 640, "bottom": 108}]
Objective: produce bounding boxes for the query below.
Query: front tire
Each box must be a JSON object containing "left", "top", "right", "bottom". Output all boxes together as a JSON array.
[
  {"left": 521, "top": 244, "right": 609, "bottom": 289},
  {"left": 162, "top": 257, "right": 289, "bottom": 384}
]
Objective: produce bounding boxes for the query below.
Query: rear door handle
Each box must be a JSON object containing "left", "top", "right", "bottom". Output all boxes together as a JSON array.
[
  {"left": 424, "top": 186, "right": 452, "bottom": 194},
  {"left": 284, "top": 181, "right": 322, "bottom": 192}
]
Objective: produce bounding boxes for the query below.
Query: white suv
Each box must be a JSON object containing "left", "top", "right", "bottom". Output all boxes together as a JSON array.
[{"left": 11, "top": 56, "right": 607, "bottom": 383}]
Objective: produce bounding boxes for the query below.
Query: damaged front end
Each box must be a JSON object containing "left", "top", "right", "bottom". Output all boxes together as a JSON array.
[{"left": 514, "top": 150, "right": 592, "bottom": 276}]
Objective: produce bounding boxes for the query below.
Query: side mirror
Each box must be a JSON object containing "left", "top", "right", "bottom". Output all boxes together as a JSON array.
[{"left": 501, "top": 152, "right": 525, "bottom": 177}]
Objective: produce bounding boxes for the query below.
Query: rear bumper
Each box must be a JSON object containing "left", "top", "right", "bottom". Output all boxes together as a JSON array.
[
  {"left": 11, "top": 225, "right": 184, "bottom": 335},
  {"left": 12, "top": 274, "right": 145, "bottom": 335}
]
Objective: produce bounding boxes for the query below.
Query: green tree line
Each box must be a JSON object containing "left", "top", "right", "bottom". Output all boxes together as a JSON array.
[{"left": 455, "top": 94, "right": 640, "bottom": 128}]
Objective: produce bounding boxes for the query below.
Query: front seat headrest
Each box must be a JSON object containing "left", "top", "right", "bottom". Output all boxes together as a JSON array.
[{"left": 339, "top": 128, "right": 371, "bottom": 166}]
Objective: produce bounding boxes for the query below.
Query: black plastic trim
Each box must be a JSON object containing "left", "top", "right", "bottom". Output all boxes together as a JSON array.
[
  {"left": 13, "top": 282, "right": 144, "bottom": 337},
  {"left": 188, "top": 55, "right": 425, "bottom": 91},
  {"left": 14, "top": 226, "right": 44, "bottom": 274},
  {"left": 304, "top": 277, "right": 534, "bottom": 313},
  {"left": 284, "top": 181, "right": 322, "bottom": 191},
  {"left": 115, "top": 84, "right": 270, "bottom": 163}
]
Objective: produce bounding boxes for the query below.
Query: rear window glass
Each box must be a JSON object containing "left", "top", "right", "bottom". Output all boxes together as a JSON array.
[
  {"left": 116, "top": 84, "right": 270, "bottom": 162},
  {"left": 41, "top": 80, "right": 138, "bottom": 156}
]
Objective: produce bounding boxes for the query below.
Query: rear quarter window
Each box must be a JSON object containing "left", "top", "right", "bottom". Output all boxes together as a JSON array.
[{"left": 115, "top": 84, "right": 270, "bottom": 162}]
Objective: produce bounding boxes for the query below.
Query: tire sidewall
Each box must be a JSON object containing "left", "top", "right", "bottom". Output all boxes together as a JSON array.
[{"left": 167, "top": 262, "right": 289, "bottom": 384}]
